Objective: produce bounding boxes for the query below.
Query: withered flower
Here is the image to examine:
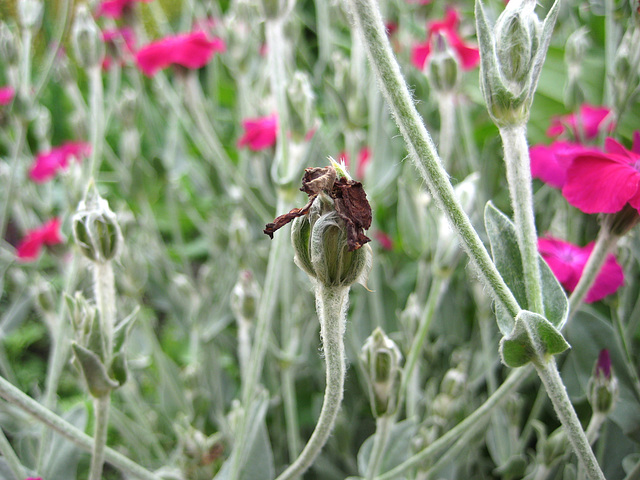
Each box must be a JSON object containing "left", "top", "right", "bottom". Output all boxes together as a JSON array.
[{"left": 264, "top": 161, "right": 372, "bottom": 251}]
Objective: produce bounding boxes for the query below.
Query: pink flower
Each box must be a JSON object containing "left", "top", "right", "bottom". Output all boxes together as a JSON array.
[
  {"left": 0, "top": 86, "right": 15, "bottom": 105},
  {"left": 374, "top": 231, "right": 394, "bottom": 250},
  {"left": 29, "top": 142, "right": 91, "bottom": 183},
  {"left": 529, "top": 141, "right": 601, "bottom": 189},
  {"left": 538, "top": 236, "right": 624, "bottom": 303},
  {"left": 595, "top": 349, "right": 612, "bottom": 379},
  {"left": 547, "top": 104, "right": 615, "bottom": 140},
  {"left": 237, "top": 114, "right": 278, "bottom": 151},
  {"left": 135, "top": 31, "right": 226, "bottom": 77},
  {"left": 411, "top": 8, "right": 480, "bottom": 71},
  {"left": 357, "top": 147, "right": 371, "bottom": 179},
  {"left": 562, "top": 136, "right": 640, "bottom": 214},
  {"left": 16, "top": 218, "right": 63, "bottom": 261},
  {"left": 96, "top": 0, "right": 152, "bottom": 18}
]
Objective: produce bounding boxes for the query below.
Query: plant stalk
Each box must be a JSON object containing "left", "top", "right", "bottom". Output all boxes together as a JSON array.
[
  {"left": 89, "top": 395, "right": 111, "bottom": 480},
  {"left": 366, "top": 415, "right": 393, "bottom": 480}
]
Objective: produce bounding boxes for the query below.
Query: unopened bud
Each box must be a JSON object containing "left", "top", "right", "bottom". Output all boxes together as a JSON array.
[
  {"left": 426, "top": 32, "right": 460, "bottom": 92},
  {"left": 72, "top": 181, "right": 123, "bottom": 263},
  {"left": 565, "top": 27, "right": 590, "bottom": 68},
  {"left": 261, "top": 0, "right": 294, "bottom": 19},
  {"left": 287, "top": 71, "right": 316, "bottom": 141},
  {"left": 71, "top": 4, "right": 104, "bottom": 68},
  {"left": 231, "top": 270, "right": 260, "bottom": 322},
  {"left": 66, "top": 291, "right": 96, "bottom": 335},
  {"left": 360, "top": 327, "right": 403, "bottom": 417},
  {"left": 33, "top": 105, "right": 51, "bottom": 144},
  {"left": 18, "top": 0, "right": 43, "bottom": 30},
  {"left": 587, "top": 349, "right": 619, "bottom": 414},
  {"left": 0, "top": 23, "right": 19, "bottom": 65},
  {"left": 495, "top": 0, "right": 538, "bottom": 90},
  {"left": 440, "top": 368, "right": 466, "bottom": 397}
]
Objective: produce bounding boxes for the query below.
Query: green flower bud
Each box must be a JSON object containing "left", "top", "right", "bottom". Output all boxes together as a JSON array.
[
  {"left": 564, "top": 27, "right": 590, "bottom": 68},
  {"left": 73, "top": 182, "right": 123, "bottom": 263},
  {"left": 426, "top": 33, "right": 460, "bottom": 93},
  {"left": 360, "top": 327, "right": 403, "bottom": 417},
  {"left": 18, "top": 0, "right": 43, "bottom": 30},
  {"left": 71, "top": 4, "right": 105, "bottom": 69},
  {"left": 0, "top": 23, "right": 19, "bottom": 65},
  {"left": 587, "top": 349, "right": 619, "bottom": 414}
]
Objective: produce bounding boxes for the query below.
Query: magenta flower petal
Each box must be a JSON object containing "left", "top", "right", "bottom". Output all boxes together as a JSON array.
[
  {"left": 135, "top": 31, "right": 225, "bottom": 77},
  {"left": 97, "top": 0, "right": 152, "bottom": 18},
  {"left": 632, "top": 131, "right": 640, "bottom": 154},
  {"left": 563, "top": 153, "right": 640, "bottom": 213},
  {"left": 411, "top": 41, "right": 431, "bottom": 70},
  {"left": 237, "top": 114, "right": 278, "bottom": 151},
  {"left": 29, "top": 141, "right": 91, "bottom": 183},
  {"left": 357, "top": 147, "right": 371, "bottom": 179},
  {"left": 547, "top": 104, "right": 614, "bottom": 140},
  {"left": 0, "top": 86, "right": 15, "bottom": 105},
  {"left": 16, "top": 218, "right": 63, "bottom": 262},
  {"left": 447, "top": 31, "right": 480, "bottom": 70},
  {"left": 538, "top": 236, "right": 624, "bottom": 303},
  {"left": 529, "top": 143, "right": 569, "bottom": 188}
]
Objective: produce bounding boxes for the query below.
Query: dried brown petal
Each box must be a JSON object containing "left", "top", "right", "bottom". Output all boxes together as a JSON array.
[
  {"left": 301, "top": 166, "right": 337, "bottom": 196},
  {"left": 263, "top": 196, "right": 316, "bottom": 238}
]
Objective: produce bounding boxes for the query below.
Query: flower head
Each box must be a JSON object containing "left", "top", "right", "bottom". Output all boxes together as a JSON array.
[
  {"left": 237, "top": 113, "right": 278, "bottom": 151},
  {"left": 538, "top": 236, "right": 624, "bottom": 303},
  {"left": 562, "top": 136, "right": 640, "bottom": 214},
  {"left": 411, "top": 8, "right": 480, "bottom": 71},
  {"left": 547, "top": 104, "right": 615, "bottom": 140},
  {"left": 29, "top": 142, "right": 91, "bottom": 183},
  {"left": 96, "top": 0, "right": 152, "bottom": 18},
  {"left": 529, "top": 141, "right": 601, "bottom": 189},
  {"left": 0, "top": 85, "right": 15, "bottom": 105},
  {"left": 16, "top": 218, "right": 63, "bottom": 261},
  {"left": 135, "top": 31, "right": 226, "bottom": 77}
]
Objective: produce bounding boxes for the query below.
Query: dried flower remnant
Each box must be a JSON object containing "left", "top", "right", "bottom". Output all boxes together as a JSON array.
[{"left": 264, "top": 162, "right": 372, "bottom": 251}]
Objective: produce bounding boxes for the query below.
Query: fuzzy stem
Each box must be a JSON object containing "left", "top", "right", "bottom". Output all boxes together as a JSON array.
[
  {"left": 275, "top": 285, "right": 349, "bottom": 480},
  {"left": 88, "top": 395, "right": 111, "bottom": 480},
  {"left": 87, "top": 65, "right": 104, "bottom": 180},
  {"left": 437, "top": 93, "right": 456, "bottom": 167},
  {"left": 376, "top": 367, "right": 532, "bottom": 479},
  {"left": 237, "top": 317, "right": 252, "bottom": 384},
  {"left": 366, "top": 415, "right": 393, "bottom": 480},
  {"left": 0, "top": 427, "right": 26, "bottom": 480},
  {"left": 281, "top": 359, "right": 301, "bottom": 461},
  {"left": 20, "top": 28, "right": 32, "bottom": 97},
  {"left": 533, "top": 358, "right": 605, "bottom": 480},
  {"left": 568, "top": 228, "right": 619, "bottom": 318},
  {"left": 346, "top": 0, "right": 521, "bottom": 319},
  {"left": 0, "top": 376, "right": 160, "bottom": 480},
  {"left": 499, "top": 125, "right": 544, "bottom": 314},
  {"left": 93, "top": 261, "right": 116, "bottom": 359},
  {"left": 0, "top": 121, "right": 26, "bottom": 242}
]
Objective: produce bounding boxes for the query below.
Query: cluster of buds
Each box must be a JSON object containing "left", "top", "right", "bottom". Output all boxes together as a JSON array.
[
  {"left": 72, "top": 182, "right": 123, "bottom": 264},
  {"left": 359, "top": 327, "right": 403, "bottom": 417},
  {"left": 476, "top": 0, "right": 559, "bottom": 126},
  {"left": 66, "top": 292, "right": 137, "bottom": 398},
  {"left": 265, "top": 160, "right": 372, "bottom": 288}
]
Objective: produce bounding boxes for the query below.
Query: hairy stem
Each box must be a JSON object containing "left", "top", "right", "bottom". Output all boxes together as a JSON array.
[
  {"left": 366, "top": 415, "right": 393, "bottom": 479},
  {"left": 346, "top": 0, "right": 520, "bottom": 319},
  {"left": 276, "top": 285, "right": 349, "bottom": 480},
  {"left": 88, "top": 395, "right": 111, "bottom": 480}
]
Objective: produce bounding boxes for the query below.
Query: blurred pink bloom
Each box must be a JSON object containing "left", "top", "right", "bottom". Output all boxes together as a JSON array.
[
  {"left": 25, "top": 478, "right": 43, "bottom": 480},
  {"left": 411, "top": 8, "right": 480, "bottom": 71},
  {"left": 237, "top": 114, "right": 278, "bottom": 151},
  {"left": 562, "top": 136, "right": 640, "bottom": 214},
  {"left": 538, "top": 236, "right": 624, "bottom": 303},
  {"left": 102, "top": 27, "right": 136, "bottom": 69},
  {"left": 29, "top": 142, "right": 91, "bottom": 183},
  {"left": 357, "top": 147, "right": 371, "bottom": 179},
  {"left": 595, "top": 349, "right": 612, "bottom": 379},
  {"left": 547, "top": 104, "right": 615, "bottom": 140},
  {"left": 374, "top": 231, "right": 394, "bottom": 250},
  {"left": 529, "top": 141, "right": 601, "bottom": 189},
  {"left": 16, "top": 218, "right": 63, "bottom": 261},
  {"left": 135, "top": 31, "right": 226, "bottom": 76},
  {"left": 407, "top": 0, "right": 433, "bottom": 4},
  {"left": 0, "top": 86, "right": 15, "bottom": 105},
  {"left": 97, "top": 0, "right": 152, "bottom": 18}
]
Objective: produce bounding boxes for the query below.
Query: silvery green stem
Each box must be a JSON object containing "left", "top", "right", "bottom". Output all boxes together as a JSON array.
[
  {"left": 34, "top": 0, "right": 71, "bottom": 97},
  {"left": 0, "top": 121, "right": 26, "bottom": 242},
  {"left": 20, "top": 27, "right": 32, "bottom": 97},
  {"left": 365, "top": 415, "right": 393, "bottom": 480},
  {"left": 275, "top": 285, "right": 348, "bottom": 480},
  {"left": 0, "top": 427, "right": 26, "bottom": 480},
  {"left": 94, "top": 261, "right": 115, "bottom": 358},
  {"left": 499, "top": 124, "right": 543, "bottom": 314},
  {"left": 88, "top": 395, "right": 111, "bottom": 480},
  {"left": 281, "top": 358, "right": 301, "bottom": 460},
  {"left": 237, "top": 318, "right": 252, "bottom": 383},
  {"left": 533, "top": 358, "right": 605, "bottom": 480},
  {"left": 585, "top": 412, "right": 606, "bottom": 444},
  {"left": 377, "top": 367, "right": 532, "bottom": 479},
  {"left": 568, "top": 228, "right": 619, "bottom": 319},
  {"left": 265, "top": 16, "right": 292, "bottom": 184},
  {"left": 87, "top": 64, "right": 104, "bottom": 180},
  {"left": 346, "top": 0, "right": 521, "bottom": 319},
  {"left": 0, "top": 376, "right": 160, "bottom": 480},
  {"left": 437, "top": 93, "right": 456, "bottom": 166}
]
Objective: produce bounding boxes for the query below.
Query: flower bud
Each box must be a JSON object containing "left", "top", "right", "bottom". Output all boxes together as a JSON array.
[
  {"left": 71, "top": 4, "right": 105, "bottom": 69},
  {"left": 72, "top": 181, "right": 123, "bottom": 263},
  {"left": 261, "top": 0, "right": 294, "bottom": 19},
  {"left": 18, "top": 0, "right": 43, "bottom": 30},
  {"left": 0, "top": 23, "right": 19, "bottom": 65},
  {"left": 231, "top": 270, "right": 260, "bottom": 322},
  {"left": 426, "top": 33, "right": 460, "bottom": 93},
  {"left": 587, "top": 349, "right": 619, "bottom": 414},
  {"left": 33, "top": 105, "right": 51, "bottom": 145},
  {"left": 564, "top": 27, "right": 590, "bottom": 69},
  {"left": 360, "top": 327, "right": 403, "bottom": 417},
  {"left": 287, "top": 71, "right": 316, "bottom": 141}
]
